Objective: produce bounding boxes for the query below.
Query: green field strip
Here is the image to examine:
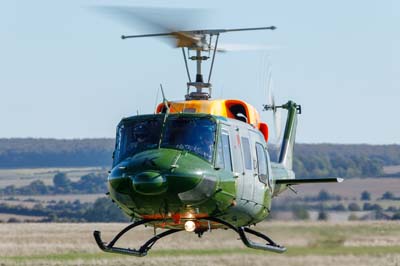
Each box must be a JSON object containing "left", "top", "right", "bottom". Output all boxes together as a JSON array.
[{"left": 1, "top": 245, "right": 400, "bottom": 262}]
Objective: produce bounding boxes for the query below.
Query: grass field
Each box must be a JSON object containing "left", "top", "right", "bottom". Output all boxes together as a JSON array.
[
  {"left": 280, "top": 177, "right": 400, "bottom": 200},
  {"left": 0, "top": 221, "right": 398, "bottom": 266},
  {"left": 0, "top": 167, "right": 105, "bottom": 187}
]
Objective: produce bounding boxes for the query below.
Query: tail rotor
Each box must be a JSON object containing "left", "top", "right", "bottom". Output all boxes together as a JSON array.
[{"left": 263, "top": 67, "right": 283, "bottom": 145}]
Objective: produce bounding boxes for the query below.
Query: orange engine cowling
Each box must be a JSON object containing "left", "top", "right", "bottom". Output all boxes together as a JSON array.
[{"left": 156, "top": 99, "right": 269, "bottom": 142}]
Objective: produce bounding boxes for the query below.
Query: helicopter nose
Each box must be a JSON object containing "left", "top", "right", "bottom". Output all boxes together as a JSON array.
[{"left": 131, "top": 171, "right": 167, "bottom": 195}]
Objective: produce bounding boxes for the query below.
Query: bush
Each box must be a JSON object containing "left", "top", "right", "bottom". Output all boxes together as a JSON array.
[
  {"left": 7, "top": 217, "right": 21, "bottom": 223},
  {"left": 292, "top": 206, "right": 310, "bottom": 220},
  {"left": 348, "top": 214, "right": 359, "bottom": 221},
  {"left": 331, "top": 204, "right": 347, "bottom": 211},
  {"left": 318, "top": 211, "right": 329, "bottom": 221},
  {"left": 381, "top": 191, "right": 395, "bottom": 200},
  {"left": 387, "top": 206, "right": 398, "bottom": 212},
  {"left": 392, "top": 213, "right": 400, "bottom": 220},
  {"left": 363, "top": 203, "right": 383, "bottom": 211}
]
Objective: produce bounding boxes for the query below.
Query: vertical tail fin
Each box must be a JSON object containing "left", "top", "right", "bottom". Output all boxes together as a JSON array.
[{"left": 278, "top": 101, "right": 301, "bottom": 170}]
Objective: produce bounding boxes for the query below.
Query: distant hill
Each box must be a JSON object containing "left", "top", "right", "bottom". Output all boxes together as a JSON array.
[{"left": 1, "top": 138, "right": 399, "bottom": 178}]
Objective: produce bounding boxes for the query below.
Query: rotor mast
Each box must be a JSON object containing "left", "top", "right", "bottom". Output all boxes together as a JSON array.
[{"left": 121, "top": 26, "right": 276, "bottom": 100}]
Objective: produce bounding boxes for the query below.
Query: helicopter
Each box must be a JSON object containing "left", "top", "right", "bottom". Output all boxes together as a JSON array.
[{"left": 93, "top": 16, "right": 343, "bottom": 257}]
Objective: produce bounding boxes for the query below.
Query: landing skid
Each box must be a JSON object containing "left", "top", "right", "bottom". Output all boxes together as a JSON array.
[
  {"left": 93, "top": 218, "right": 286, "bottom": 257},
  {"left": 205, "top": 217, "right": 286, "bottom": 253}
]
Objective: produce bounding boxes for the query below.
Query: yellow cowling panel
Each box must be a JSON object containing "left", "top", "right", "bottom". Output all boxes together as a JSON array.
[{"left": 156, "top": 99, "right": 261, "bottom": 127}]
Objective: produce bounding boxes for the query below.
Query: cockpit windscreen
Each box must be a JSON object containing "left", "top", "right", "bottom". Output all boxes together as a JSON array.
[
  {"left": 114, "top": 117, "right": 163, "bottom": 164},
  {"left": 160, "top": 117, "right": 216, "bottom": 162},
  {"left": 113, "top": 115, "right": 216, "bottom": 165}
]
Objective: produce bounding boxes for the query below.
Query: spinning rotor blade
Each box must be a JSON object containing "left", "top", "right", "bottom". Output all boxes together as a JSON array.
[
  {"left": 94, "top": 6, "right": 207, "bottom": 48},
  {"left": 217, "top": 43, "right": 279, "bottom": 52}
]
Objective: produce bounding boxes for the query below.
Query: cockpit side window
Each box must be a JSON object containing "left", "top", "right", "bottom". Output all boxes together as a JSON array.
[
  {"left": 221, "top": 131, "right": 233, "bottom": 171},
  {"left": 161, "top": 116, "right": 216, "bottom": 162},
  {"left": 216, "top": 129, "right": 233, "bottom": 171},
  {"left": 114, "top": 117, "right": 163, "bottom": 165}
]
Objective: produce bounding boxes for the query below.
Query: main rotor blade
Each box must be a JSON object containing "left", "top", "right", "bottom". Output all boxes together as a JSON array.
[
  {"left": 216, "top": 43, "right": 279, "bottom": 52},
  {"left": 122, "top": 26, "right": 277, "bottom": 39},
  {"left": 195, "top": 26, "right": 276, "bottom": 34},
  {"left": 121, "top": 32, "right": 172, "bottom": 39},
  {"left": 94, "top": 6, "right": 207, "bottom": 47}
]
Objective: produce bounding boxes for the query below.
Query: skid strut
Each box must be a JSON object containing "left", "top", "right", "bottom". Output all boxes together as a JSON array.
[
  {"left": 94, "top": 219, "right": 182, "bottom": 257},
  {"left": 205, "top": 217, "right": 286, "bottom": 253}
]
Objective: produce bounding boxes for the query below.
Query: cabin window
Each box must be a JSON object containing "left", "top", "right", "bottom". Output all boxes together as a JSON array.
[
  {"left": 161, "top": 116, "right": 216, "bottom": 162},
  {"left": 114, "top": 117, "right": 163, "bottom": 165},
  {"left": 241, "top": 137, "right": 252, "bottom": 170},
  {"left": 256, "top": 143, "right": 268, "bottom": 184},
  {"left": 216, "top": 130, "right": 233, "bottom": 171}
]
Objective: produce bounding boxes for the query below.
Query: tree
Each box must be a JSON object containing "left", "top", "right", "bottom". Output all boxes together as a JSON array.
[
  {"left": 27, "top": 180, "right": 48, "bottom": 194},
  {"left": 381, "top": 191, "right": 395, "bottom": 200},
  {"left": 318, "top": 210, "right": 329, "bottom": 221},
  {"left": 361, "top": 191, "right": 371, "bottom": 201},
  {"left": 84, "top": 197, "right": 129, "bottom": 222},
  {"left": 317, "top": 190, "right": 330, "bottom": 201},
  {"left": 53, "top": 173, "right": 71, "bottom": 192},
  {"left": 348, "top": 202, "right": 361, "bottom": 212},
  {"left": 73, "top": 173, "right": 107, "bottom": 193}
]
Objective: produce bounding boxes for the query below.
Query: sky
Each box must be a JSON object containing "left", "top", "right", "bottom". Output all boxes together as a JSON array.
[{"left": 1, "top": 0, "right": 399, "bottom": 144}]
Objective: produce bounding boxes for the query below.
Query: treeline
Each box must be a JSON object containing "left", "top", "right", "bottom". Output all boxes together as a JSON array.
[
  {"left": 0, "top": 138, "right": 114, "bottom": 168},
  {"left": 293, "top": 154, "right": 383, "bottom": 178},
  {"left": 0, "top": 197, "right": 129, "bottom": 223},
  {"left": 0, "top": 173, "right": 107, "bottom": 196},
  {"left": 271, "top": 143, "right": 400, "bottom": 178},
  {"left": 1, "top": 138, "right": 400, "bottom": 178},
  {"left": 293, "top": 144, "right": 400, "bottom": 178}
]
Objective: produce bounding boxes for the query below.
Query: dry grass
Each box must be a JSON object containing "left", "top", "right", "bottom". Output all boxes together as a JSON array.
[
  {"left": 0, "top": 213, "right": 45, "bottom": 222},
  {"left": 383, "top": 165, "right": 400, "bottom": 175},
  {"left": 2, "top": 254, "right": 400, "bottom": 266},
  {"left": 0, "top": 167, "right": 105, "bottom": 188},
  {"left": 279, "top": 177, "right": 400, "bottom": 200},
  {"left": 9, "top": 194, "right": 105, "bottom": 203},
  {"left": 0, "top": 221, "right": 398, "bottom": 266}
]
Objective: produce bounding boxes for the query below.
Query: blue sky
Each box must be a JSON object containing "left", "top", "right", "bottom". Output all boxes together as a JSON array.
[{"left": 1, "top": 0, "right": 399, "bottom": 144}]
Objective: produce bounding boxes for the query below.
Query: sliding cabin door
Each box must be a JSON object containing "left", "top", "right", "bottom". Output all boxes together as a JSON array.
[{"left": 239, "top": 130, "right": 255, "bottom": 201}]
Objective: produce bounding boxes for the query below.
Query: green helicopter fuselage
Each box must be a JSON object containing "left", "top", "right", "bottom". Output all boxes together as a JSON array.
[{"left": 108, "top": 112, "right": 293, "bottom": 230}]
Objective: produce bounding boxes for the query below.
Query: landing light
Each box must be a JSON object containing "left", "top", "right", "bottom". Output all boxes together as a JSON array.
[{"left": 184, "top": 220, "right": 196, "bottom": 232}]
